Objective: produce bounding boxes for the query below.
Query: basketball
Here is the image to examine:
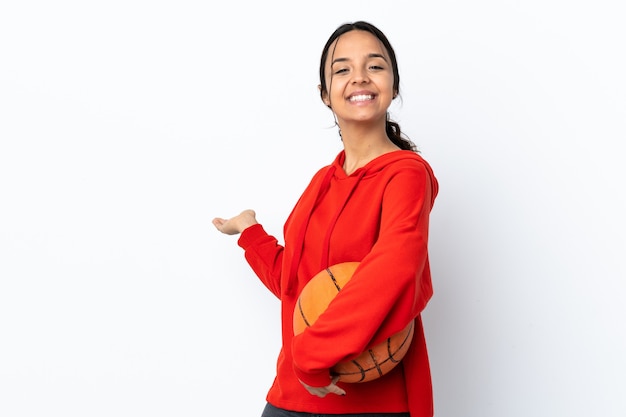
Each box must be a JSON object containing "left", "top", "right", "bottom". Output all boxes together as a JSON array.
[{"left": 293, "top": 262, "right": 414, "bottom": 383}]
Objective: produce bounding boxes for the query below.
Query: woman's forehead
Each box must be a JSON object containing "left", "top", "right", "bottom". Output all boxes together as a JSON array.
[{"left": 330, "top": 30, "right": 388, "bottom": 59}]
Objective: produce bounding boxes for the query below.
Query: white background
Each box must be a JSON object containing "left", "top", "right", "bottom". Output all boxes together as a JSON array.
[{"left": 1, "top": 1, "right": 625, "bottom": 416}]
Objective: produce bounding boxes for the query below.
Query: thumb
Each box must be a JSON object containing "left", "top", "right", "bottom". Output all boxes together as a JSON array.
[{"left": 328, "top": 377, "right": 346, "bottom": 396}]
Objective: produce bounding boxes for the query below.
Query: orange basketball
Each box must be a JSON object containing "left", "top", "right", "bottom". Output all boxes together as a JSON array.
[{"left": 293, "top": 262, "right": 414, "bottom": 383}]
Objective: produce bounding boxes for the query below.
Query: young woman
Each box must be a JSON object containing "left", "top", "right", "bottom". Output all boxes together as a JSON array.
[{"left": 213, "top": 21, "right": 438, "bottom": 417}]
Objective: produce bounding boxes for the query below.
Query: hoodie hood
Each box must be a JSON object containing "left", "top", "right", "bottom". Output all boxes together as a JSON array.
[{"left": 333, "top": 150, "right": 437, "bottom": 199}]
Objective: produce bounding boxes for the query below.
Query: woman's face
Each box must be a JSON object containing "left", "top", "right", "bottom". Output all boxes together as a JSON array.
[{"left": 322, "top": 30, "right": 395, "bottom": 126}]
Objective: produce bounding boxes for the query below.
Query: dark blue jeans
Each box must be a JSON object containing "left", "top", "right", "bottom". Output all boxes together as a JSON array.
[{"left": 261, "top": 402, "right": 410, "bottom": 417}]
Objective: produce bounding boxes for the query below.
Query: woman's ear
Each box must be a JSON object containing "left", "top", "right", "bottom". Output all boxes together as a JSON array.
[{"left": 318, "top": 84, "right": 331, "bottom": 108}]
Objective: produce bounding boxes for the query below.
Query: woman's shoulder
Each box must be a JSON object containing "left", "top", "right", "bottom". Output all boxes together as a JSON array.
[{"left": 373, "top": 150, "right": 435, "bottom": 175}]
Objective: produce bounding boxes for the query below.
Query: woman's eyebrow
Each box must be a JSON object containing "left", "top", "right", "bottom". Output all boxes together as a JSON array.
[{"left": 368, "top": 53, "right": 388, "bottom": 61}]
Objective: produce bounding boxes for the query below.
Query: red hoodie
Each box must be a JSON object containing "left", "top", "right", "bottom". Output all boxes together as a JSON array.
[{"left": 237, "top": 149, "right": 438, "bottom": 416}]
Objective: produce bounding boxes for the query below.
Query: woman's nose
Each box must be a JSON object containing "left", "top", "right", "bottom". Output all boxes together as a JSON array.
[{"left": 351, "top": 68, "right": 369, "bottom": 83}]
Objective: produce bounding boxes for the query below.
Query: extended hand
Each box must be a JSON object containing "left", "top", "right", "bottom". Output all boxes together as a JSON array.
[
  {"left": 299, "top": 376, "right": 346, "bottom": 398},
  {"left": 212, "top": 209, "right": 258, "bottom": 235}
]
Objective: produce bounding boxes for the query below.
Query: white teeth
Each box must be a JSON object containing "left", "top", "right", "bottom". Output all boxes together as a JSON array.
[{"left": 349, "top": 94, "right": 374, "bottom": 102}]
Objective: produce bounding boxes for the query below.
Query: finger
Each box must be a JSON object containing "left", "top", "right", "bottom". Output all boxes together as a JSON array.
[
  {"left": 308, "top": 387, "right": 328, "bottom": 398},
  {"left": 328, "top": 383, "right": 346, "bottom": 396}
]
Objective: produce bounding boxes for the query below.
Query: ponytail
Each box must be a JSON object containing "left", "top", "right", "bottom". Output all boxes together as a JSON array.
[{"left": 386, "top": 117, "right": 417, "bottom": 152}]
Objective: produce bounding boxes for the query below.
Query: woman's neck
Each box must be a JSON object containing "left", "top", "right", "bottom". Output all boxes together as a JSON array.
[{"left": 340, "top": 126, "right": 400, "bottom": 175}]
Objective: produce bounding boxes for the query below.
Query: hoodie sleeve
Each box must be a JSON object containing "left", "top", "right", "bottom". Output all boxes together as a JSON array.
[
  {"left": 292, "top": 159, "right": 437, "bottom": 386},
  {"left": 237, "top": 224, "right": 284, "bottom": 299}
]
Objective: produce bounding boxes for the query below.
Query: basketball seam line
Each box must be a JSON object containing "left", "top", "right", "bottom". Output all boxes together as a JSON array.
[
  {"left": 297, "top": 298, "right": 311, "bottom": 327},
  {"left": 326, "top": 268, "right": 342, "bottom": 291}
]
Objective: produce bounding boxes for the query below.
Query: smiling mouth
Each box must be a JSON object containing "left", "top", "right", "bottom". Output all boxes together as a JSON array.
[{"left": 348, "top": 94, "right": 375, "bottom": 102}]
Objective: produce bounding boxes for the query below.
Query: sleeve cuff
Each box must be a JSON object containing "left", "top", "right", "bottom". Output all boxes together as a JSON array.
[
  {"left": 237, "top": 223, "right": 267, "bottom": 249},
  {"left": 293, "top": 365, "right": 333, "bottom": 388}
]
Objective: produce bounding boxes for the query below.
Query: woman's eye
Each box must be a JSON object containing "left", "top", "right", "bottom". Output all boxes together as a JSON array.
[{"left": 334, "top": 68, "right": 348, "bottom": 74}]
